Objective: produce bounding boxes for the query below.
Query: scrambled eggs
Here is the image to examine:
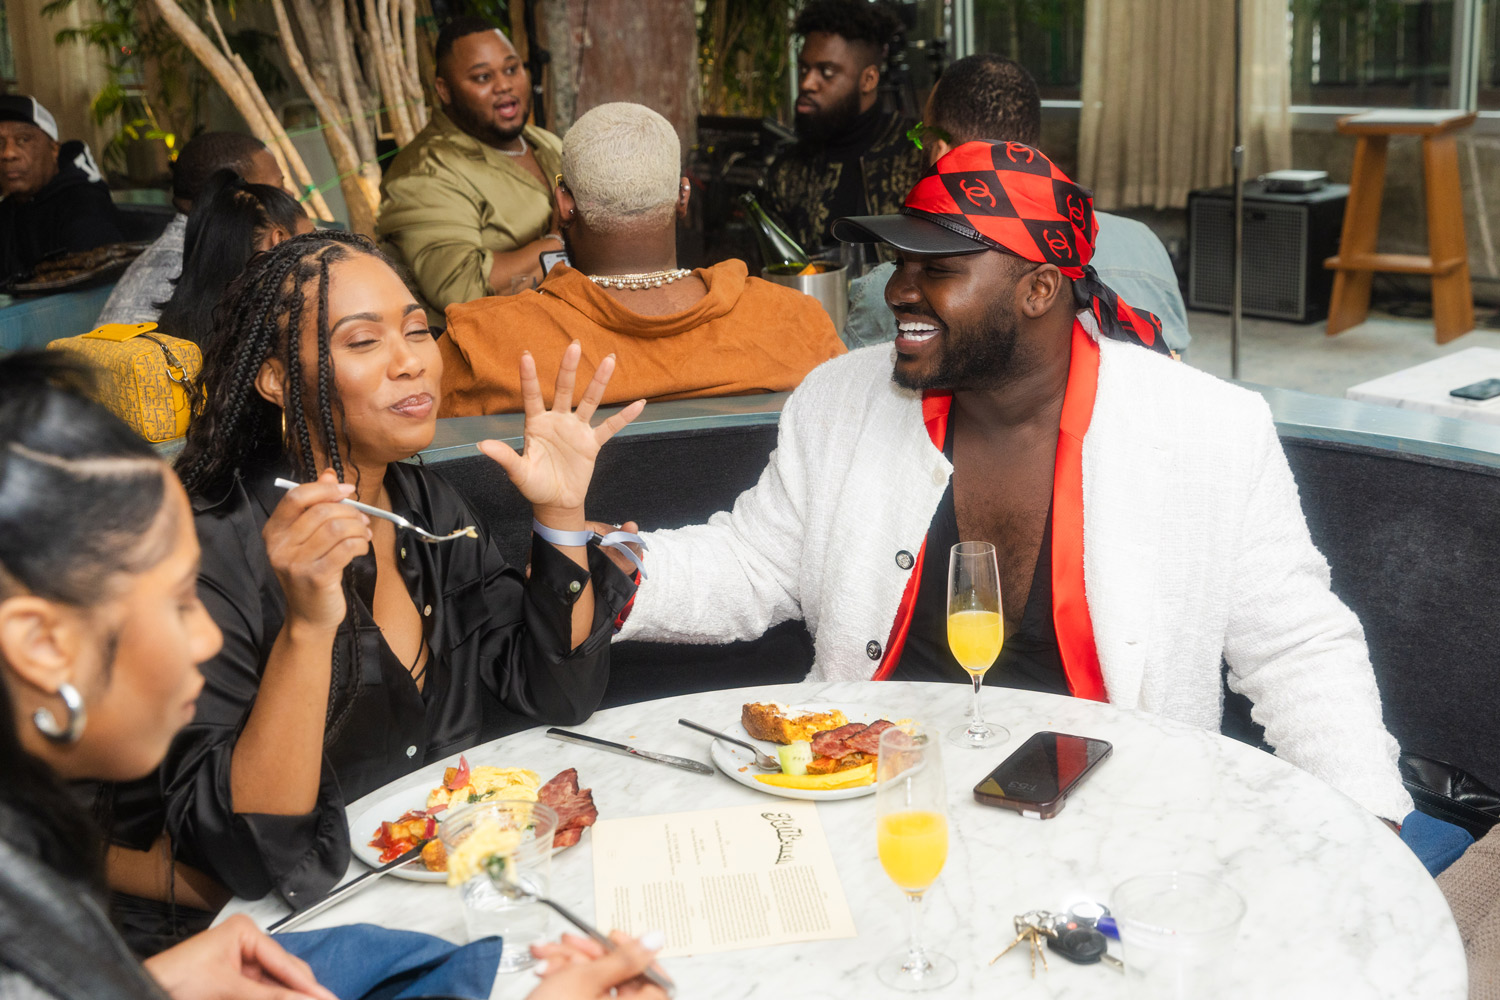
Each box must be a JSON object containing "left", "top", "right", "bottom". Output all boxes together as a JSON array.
[
  {"left": 445, "top": 819, "right": 525, "bottom": 886},
  {"left": 426, "top": 766, "right": 540, "bottom": 810}
]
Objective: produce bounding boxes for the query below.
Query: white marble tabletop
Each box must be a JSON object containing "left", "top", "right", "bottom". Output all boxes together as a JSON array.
[
  {"left": 222, "top": 681, "right": 1466, "bottom": 999},
  {"left": 1347, "top": 347, "right": 1500, "bottom": 425}
]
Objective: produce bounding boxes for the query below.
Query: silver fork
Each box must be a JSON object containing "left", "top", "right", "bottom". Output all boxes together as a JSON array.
[
  {"left": 678, "top": 718, "right": 781, "bottom": 770},
  {"left": 274, "top": 478, "right": 477, "bottom": 544},
  {"left": 487, "top": 866, "right": 676, "bottom": 997}
]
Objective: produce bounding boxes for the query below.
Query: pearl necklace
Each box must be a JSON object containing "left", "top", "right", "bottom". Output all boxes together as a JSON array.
[
  {"left": 498, "top": 134, "right": 528, "bottom": 157},
  {"left": 587, "top": 268, "right": 692, "bottom": 290}
]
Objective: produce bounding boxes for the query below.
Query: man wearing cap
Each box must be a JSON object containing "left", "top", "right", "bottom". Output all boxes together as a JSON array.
[
  {"left": 610, "top": 140, "right": 1413, "bottom": 824},
  {"left": 0, "top": 95, "right": 123, "bottom": 280}
]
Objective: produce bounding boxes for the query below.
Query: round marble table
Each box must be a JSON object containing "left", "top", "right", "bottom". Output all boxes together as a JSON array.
[{"left": 223, "top": 681, "right": 1466, "bottom": 998}]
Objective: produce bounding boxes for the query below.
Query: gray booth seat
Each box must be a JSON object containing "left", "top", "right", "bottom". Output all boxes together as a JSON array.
[{"left": 418, "top": 387, "right": 1500, "bottom": 795}]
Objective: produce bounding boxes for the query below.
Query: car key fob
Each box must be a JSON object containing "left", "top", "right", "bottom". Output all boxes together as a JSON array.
[{"left": 1047, "top": 922, "right": 1109, "bottom": 964}]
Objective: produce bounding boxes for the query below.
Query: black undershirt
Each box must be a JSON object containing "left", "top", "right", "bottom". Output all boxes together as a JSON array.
[{"left": 890, "top": 415, "right": 1070, "bottom": 694}]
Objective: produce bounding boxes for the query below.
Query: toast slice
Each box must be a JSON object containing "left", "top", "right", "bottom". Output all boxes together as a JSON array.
[{"left": 741, "top": 703, "right": 849, "bottom": 744}]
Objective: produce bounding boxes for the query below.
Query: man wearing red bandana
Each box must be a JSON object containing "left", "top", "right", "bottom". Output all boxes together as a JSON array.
[{"left": 613, "top": 141, "right": 1412, "bottom": 824}]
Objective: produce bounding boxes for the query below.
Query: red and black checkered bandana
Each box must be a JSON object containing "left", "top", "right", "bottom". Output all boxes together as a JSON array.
[{"left": 904, "top": 141, "right": 1171, "bottom": 355}]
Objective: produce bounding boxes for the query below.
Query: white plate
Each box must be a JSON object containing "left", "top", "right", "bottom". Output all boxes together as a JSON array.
[
  {"left": 348, "top": 782, "right": 450, "bottom": 882},
  {"left": 705, "top": 703, "right": 891, "bottom": 801}
]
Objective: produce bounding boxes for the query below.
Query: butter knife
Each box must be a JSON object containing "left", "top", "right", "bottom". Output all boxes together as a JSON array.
[
  {"left": 267, "top": 842, "right": 425, "bottom": 934},
  {"left": 546, "top": 728, "right": 713, "bottom": 774}
]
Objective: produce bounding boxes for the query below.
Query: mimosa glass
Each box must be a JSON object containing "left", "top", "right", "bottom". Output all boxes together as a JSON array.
[
  {"left": 874, "top": 725, "right": 956, "bottom": 991},
  {"left": 946, "top": 541, "right": 1009, "bottom": 748}
]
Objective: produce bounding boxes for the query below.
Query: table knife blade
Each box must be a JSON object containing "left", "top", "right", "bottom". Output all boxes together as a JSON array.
[
  {"left": 546, "top": 728, "right": 714, "bottom": 774},
  {"left": 267, "top": 842, "right": 425, "bottom": 934}
]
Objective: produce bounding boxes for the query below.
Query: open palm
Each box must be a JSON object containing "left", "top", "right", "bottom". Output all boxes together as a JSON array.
[{"left": 477, "top": 343, "right": 645, "bottom": 518}]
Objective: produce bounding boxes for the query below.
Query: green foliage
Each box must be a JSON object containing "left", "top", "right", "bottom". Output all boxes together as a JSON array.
[{"left": 699, "top": 0, "right": 797, "bottom": 120}]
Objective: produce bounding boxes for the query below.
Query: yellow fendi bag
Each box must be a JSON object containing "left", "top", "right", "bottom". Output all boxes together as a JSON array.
[{"left": 48, "top": 323, "right": 202, "bottom": 443}]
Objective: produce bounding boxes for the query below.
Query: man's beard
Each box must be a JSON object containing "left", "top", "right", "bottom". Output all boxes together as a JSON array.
[
  {"left": 892, "top": 301, "right": 1023, "bottom": 392},
  {"left": 445, "top": 95, "right": 528, "bottom": 148},
  {"left": 793, "top": 88, "right": 863, "bottom": 146}
]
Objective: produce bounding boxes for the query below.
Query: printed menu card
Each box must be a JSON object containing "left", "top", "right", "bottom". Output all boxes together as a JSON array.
[{"left": 591, "top": 801, "right": 857, "bottom": 957}]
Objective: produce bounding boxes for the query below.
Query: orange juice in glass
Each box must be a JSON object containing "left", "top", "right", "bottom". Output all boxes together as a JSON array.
[
  {"left": 946, "top": 542, "right": 1009, "bottom": 748},
  {"left": 873, "top": 725, "right": 956, "bottom": 991}
]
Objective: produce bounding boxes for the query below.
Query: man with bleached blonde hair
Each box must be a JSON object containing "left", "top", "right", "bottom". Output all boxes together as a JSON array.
[{"left": 439, "top": 102, "right": 846, "bottom": 416}]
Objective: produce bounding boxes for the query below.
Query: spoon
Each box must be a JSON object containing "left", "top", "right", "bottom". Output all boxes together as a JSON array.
[
  {"left": 678, "top": 718, "right": 781, "bottom": 770},
  {"left": 487, "top": 865, "right": 676, "bottom": 997},
  {"left": 274, "top": 478, "right": 477, "bottom": 543}
]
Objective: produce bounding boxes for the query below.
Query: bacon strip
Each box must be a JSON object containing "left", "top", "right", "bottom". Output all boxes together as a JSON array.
[
  {"left": 845, "top": 719, "right": 896, "bottom": 756},
  {"left": 811, "top": 722, "right": 867, "bottom": 759},
  {"left": 538, "top": 768, "right": 598, "bottom": 850}
]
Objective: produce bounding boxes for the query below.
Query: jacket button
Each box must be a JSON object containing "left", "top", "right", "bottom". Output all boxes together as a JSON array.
[
  {"left": 423, "top": 604, "right": 432, "bottom": 616},
  {"left": 931, "top": 467, "right": 946, "bottom": 486},
  {"left": 406, "top": 745, "right": 417, "bottom": 758},
  {"left": 568, "top": 580, "right": 582, "bottom": 594},
  {"left": 895, "top": 550, "right": 914, "bottom": 570},
  {"left": 866, "top": 640, "right": 882, "bottom": 660},
  {"left": 400, "top": 547, "right": 407, "bottom": 560}
]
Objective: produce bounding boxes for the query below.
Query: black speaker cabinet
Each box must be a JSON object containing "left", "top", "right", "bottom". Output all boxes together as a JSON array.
[{"left": 1188, "top": 181, "right": 1348, "bottom": 323}]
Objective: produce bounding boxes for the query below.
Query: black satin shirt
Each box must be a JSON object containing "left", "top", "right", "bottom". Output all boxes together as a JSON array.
[
  {"left": 155, "top": 461, "right": 634, "bottom": 906},
  {"left": 890, "top": 416, "right": 1069, "bottom": 694}
]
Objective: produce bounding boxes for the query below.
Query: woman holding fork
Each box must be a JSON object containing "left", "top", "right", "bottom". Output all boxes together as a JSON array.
[{"left": 106, "top": 230, "right": 644, "bottom": 947}]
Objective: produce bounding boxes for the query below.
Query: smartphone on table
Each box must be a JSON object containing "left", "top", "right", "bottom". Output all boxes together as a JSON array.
[
  {"left": 1449, "top": 378, "right": 1500, "bottom": 401},
  {"left": 973, "top": 731, "right": 1113, "bottom": 819}
]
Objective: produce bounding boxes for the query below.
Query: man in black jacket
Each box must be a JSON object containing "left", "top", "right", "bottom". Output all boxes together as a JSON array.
[
  {"left": 761, "top": 0, "right": 922, "bottom": 253},
  {"left": 0, "top": 95, "right": 123, "bottom": 281}
]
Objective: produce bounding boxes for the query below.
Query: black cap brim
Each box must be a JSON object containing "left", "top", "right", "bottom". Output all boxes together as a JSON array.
[{"left": 831, "top": 213, "right": 990, "bottom": 256}]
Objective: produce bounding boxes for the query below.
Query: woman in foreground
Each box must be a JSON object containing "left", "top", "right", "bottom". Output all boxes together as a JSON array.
[{"left": 0, "top": 352, "right": 663, "bottom": 999}]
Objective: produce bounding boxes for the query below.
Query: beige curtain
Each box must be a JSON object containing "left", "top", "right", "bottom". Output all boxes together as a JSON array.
[
  {"left": 1077, "top": 0, "right": 1291, "bottom": 210},
  {"left": 9, "top": 0, "right": 113, "bottom": 155}
]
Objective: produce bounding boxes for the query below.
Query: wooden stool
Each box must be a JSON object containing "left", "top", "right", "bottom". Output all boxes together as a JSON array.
[{"left": 1324, "top": 109, "right": 1476, "bottom": 344}]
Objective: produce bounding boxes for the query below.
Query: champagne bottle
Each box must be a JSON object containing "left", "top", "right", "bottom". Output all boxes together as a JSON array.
[{"left": 739, "top": 192, "right": 814, "bottom": 275}]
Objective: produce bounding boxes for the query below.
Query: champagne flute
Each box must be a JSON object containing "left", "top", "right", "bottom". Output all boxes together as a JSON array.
[
  {"left": 874, "top": 724, "right": 956, "bottom": 992},
  {"left": 946, "top": 541, "right": 1009, "bottom": 749}
]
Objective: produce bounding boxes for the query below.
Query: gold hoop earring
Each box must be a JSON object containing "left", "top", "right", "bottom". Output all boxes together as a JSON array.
[{"left": 280, "top": 408, "right": 287, "bottom": 441}]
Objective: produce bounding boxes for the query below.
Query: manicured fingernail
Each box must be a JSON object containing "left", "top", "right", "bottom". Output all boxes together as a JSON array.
[
  {"left": 640, "top": 929, "right": 666, "bottom": 951},
  {"left": 338, "top": 484, "right": 356, "bottom": 495}
]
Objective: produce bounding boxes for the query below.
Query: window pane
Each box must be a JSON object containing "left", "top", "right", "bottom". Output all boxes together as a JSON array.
[
  {"left": 1480, "top": 0, "right": 1500, "bottom": 109},
  {"left": 970, "top": 0, "right": 1086, "bottom": 100},
  {"left": 1289, "top": 0, "right": 1455, "bottom": 108}
]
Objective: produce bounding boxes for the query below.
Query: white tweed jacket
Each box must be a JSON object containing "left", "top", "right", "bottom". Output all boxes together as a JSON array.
[{"left": 618, "top": 323, "right": 1413, "bottom": 821}]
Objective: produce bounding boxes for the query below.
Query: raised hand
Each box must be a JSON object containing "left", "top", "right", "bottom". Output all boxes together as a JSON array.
[{"left": 478, "top": 342, "right": 645, "bottom": 528}]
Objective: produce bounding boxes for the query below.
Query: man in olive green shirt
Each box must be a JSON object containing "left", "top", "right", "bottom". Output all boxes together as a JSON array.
[{"left": 378, "top": 16, "right": 564, "bottom": 320}]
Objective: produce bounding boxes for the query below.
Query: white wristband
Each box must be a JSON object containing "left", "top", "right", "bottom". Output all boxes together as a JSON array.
[{"left": 531, "top": 519, "right": 649, "bottom": 579}]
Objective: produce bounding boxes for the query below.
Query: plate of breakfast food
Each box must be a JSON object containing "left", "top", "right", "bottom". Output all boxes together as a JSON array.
[
  {"left": 347, "top": 756, "right": 600, "bottom": 881},
  {"left": 704, "top": 702, "right": 905, "bottom": 801}
]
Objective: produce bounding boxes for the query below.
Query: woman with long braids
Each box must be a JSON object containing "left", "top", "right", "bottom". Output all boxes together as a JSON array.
[
  {"left": 117, "top": 230, "right": 642, "bottom": 917},
  {"left": 0, "top": 351, "right": 673, "bottom": 999}
]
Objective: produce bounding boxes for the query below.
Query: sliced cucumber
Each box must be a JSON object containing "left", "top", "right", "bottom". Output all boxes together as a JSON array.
[{"left": 777, "top": 740, "right": 813, "bottom": 776}]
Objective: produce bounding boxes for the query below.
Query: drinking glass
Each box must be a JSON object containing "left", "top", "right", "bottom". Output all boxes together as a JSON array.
[
  {"left": 1112, "top": 871, "right": 1246, "bottom": 1000},
  {"left": 441, "top": 800, "right": 557, "bottom": 972},
  {"left": 874, "top": 725, "right": 957, "bottom": 991},
  {"left": 946, "top": 541, "right": 1009, "bottom": 748}
]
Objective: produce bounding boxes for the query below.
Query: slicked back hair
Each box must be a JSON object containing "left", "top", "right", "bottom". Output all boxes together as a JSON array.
[
  {"left": 176, "top": 230, "right": 392, "bottom": 743},
  {"left": 928, "top": 54, "right": 1042, "bottom": 148},
  {"left": 0, "top": 351, "right": 173, "bottom": 885},
  {"left": 171, "top": 132, "right": 268, "bottom": 207}
]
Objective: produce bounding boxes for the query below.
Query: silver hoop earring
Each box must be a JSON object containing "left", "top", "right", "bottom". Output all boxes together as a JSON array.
[{"left": 33, "top": 682, "right": 86, "bottom": 744}]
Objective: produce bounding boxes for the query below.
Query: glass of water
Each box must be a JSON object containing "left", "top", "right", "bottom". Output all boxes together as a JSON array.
[
  {"left": 1112, "top": 871, "right": 1246, "bottom": 1000},
  {"left": 441, "top": 799, "right": 558, "bottom": 972}
]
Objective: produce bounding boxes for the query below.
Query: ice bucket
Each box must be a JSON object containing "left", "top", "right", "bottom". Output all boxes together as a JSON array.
[{"left": 761, "top": 263, "right": 849, "bottom": 337}]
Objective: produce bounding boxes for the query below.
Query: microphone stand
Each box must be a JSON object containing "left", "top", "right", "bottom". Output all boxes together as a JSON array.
[{"left": 1231, "top": 0, "right": 1244, "bottom": 379}]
